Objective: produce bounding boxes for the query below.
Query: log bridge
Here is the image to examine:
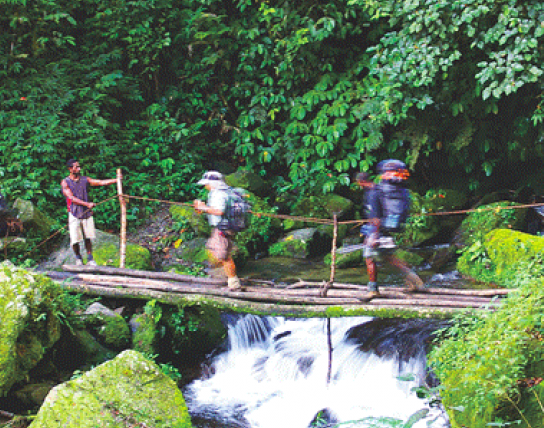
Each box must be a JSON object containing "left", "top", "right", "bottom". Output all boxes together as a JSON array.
[{"left": 45, "top": 265, "right": 513, "bottom": 319}]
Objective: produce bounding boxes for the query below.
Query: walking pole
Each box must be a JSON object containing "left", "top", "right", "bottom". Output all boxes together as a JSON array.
[{"left": 117, "top": 169, "right": 127, "bottom": 268}]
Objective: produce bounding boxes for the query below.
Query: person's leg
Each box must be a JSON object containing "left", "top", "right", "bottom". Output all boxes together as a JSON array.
[
  {"left": 387, "top": 254, "right": 424, "bottom": 291},
  {"left": 206, "top": 229, "right": 242, "bottom": 290},
  {"left": 81, "top": 217, "right": 97, "bottom": 265},
  {"left": 365, "top": 257, "right": 379, "bottom": 294},
  {"left": 69, "top": 213, "right": 84, "bottom": 265}
]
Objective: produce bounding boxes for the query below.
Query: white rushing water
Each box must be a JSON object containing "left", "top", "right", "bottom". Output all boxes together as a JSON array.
[{"left": 185, "top": 315, "right": 450, "bottom": 428}]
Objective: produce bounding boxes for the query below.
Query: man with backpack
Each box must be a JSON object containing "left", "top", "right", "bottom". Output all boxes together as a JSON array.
[
  {"left": 356, "top": 160, "right": 424, "bottom": 300},
  {"left": 194, "top": 170, "right": 245, "bottom": 292}
]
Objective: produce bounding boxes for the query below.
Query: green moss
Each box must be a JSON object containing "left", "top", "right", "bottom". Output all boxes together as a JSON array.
[
  {"left": 324, "top": 249, "right": 364, "bottom": 268},
  {"left": 94, "top": 243, "right": 152, "bottom": 270},
  {"left": 98, "top": 314, "right": 131, "bottom": 350},
  {"left": 458, "top": 229, "right": 544, "bottom": 286},
  {"left": 0, "top": 263, "right": 64, "bottom": 395},
  {"left": 30, "top": 350, "right": 193, "bottom": 428},
  {"left": 169, "top": 204, "right": 210, "bottom": 235},
  {"left": 269, "top": 239, "right": 308, "bottom": 258},
  {"left": 132, "top": 301, "right": 161, "bottom": 355}
]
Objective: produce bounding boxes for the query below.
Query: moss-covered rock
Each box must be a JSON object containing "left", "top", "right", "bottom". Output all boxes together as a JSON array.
[
  {"left": 457, "top": 201, "right": 527, "bottom": 249},
  {"left": 12, "top": 198, "right": 54, "bottom": 238},
  {"left": 0, "top": 237, "right": 27, "bottom": 252},
  {"left": 29, "top": 350, "right": 193, "bottom": 428},
  {"left": 161, "top": 305, "right": 226, "bottom": 364},
  {"left": 270, "top": 228, "right": 331, "bottom": 259},
  {"left": 169, "top": 237, "right": 209, "bottom": 265},
  {"left": 94, "top": 241, "right": 152, "bottom": 270},
  {"left": 98, "top": 314, "right": 131, "bottom": 350},
  {"left": 0, "top": 262, "right": 63, "bottom": 396},
  {"left": 225, "top": 169, "right": 267, "bottom": 196},
  {"left": 169, "top": 204, "right": 210, "bottom": 236},
  {"left": 459, "top": 228, "right": 544, "bottom": 286},
  {"left": 42, "top": 230, "right": 152, "bottom": 270},
  {"left": 130, "top": 301, "right": 162, "bottom": 355}
]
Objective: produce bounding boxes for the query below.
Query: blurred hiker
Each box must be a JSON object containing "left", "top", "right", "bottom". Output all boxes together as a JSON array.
[
  {"left": 194, "top": 170, "right": 244, "bottom": 292},
  {"left": 61, "top": 159, "right": 119, "bottom": 266},
  {"left": 355, "top": 161, "right": 424, "bottom": 300}
]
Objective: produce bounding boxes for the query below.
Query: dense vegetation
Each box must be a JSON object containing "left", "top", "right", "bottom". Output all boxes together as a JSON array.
[
  {"left": 1, "top": 0, "right": 544, "bottom": 232},
  {"left": 2, "top": 2, "right": 544, "bottom": 424}
]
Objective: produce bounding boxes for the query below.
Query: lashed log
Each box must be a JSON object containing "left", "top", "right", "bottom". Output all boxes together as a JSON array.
[
  {"left": 57, "top": 275, "right": 500, "bottom": 309},
  {"left": 288, "top": 279, "right": 513, "bottom": 296},
  {"left": 60, "top": 273, "right": 500, "bottom": 305},
  {"left": 61, "top": 264, "right": 226, "bottom": 286},
  {"left": 57, "top": 280, "right": 462, "bottom": 318}
]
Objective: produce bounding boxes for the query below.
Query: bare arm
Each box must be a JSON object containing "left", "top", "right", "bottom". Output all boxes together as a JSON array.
[
  {"left": 193, "top": 200, "right": 224, "bottom": 216},
  {"left": 87, "top": 176, "right": 119, "bottom": 187}
]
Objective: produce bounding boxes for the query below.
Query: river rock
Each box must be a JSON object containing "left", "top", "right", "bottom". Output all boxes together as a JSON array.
[
  {"left": 225, "top": 169, "right": 267, "bottom": 196},
  {"left": 0, "top": 262, "right": 62, "bottom": 396},
  {"left": 270, "top": 228, "right": 330, "bottom": 259},
  {"left": 12, "top": 198, "right": 54, "bottom": 238},
  {"left": 29, "top": 350, "right": 193, "bottom": 428},
  {"left": 38, "top": 229, "right": 152, "bottom": 270}
]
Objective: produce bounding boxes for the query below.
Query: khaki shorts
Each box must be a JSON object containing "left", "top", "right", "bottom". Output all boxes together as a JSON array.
[
  {"left": 68, "top": 213, "right": 96, "bottom": 245},
  {"left": 206, "top": 228, "right": 234, "bottom": 262}
]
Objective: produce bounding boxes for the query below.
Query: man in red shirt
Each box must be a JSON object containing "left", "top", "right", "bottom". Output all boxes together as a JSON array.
[{"left": 61, "top": 159, "right": 118, "bottom": 265}]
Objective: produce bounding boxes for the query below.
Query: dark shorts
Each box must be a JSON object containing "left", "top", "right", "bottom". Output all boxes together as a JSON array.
[{"left": 206, "top": 228, "right": 235, "bottom": 261}]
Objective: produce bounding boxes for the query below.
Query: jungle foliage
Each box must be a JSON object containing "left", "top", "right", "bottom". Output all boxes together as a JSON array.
[{"left": 1, "top": 0, "right": 543, "bottom": 230}]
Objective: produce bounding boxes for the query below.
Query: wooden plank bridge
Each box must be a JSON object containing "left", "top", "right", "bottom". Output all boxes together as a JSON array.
[{"left": 45, "top": 265, "right": 513, "bottom": 318}]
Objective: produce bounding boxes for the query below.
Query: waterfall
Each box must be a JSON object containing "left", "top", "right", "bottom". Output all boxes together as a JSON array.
[{"left": 184, "top": 314, "right": 450, "bottom": 428}]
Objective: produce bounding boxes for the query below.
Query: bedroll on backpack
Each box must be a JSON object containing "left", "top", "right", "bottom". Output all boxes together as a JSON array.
[
  {"left": 219, "top": 187, "right": 252, "bottom": 233},
  {"left": 377, "top": 159, "right": 411, "bottom": 232}
]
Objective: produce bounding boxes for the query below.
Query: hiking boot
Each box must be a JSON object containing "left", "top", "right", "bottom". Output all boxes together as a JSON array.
[
  {"left": 87, "top": 260, "right": 98, "bottom": 267},
  {"left": 405, "top": 271, "right": 424, "bottom": 292},
  {"left": 227, "top": 276, "right": 244, "bottom": 292},
  {"left": 75, "top": 258, "right": 84, "bottom": 266},
  {"left": 358, "top": 290, "right": 380, "bottom": 302},
  {"left": 358, "top": 281, "right": 379, "bottom": 301}
]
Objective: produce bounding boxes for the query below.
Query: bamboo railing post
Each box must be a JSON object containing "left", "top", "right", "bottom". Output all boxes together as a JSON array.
[
  {"left": 320, "top": 214, "right": 338, "bottom": 298},
  {"left": 329, "top": 213, "right": 338, "bottom": 285},
  {"left": 117, "top": 169, "right": 127, "bottom": 268}
]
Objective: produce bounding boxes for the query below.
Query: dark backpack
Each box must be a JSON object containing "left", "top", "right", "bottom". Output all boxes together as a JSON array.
[
  {"left": 376, "top": 159, "right": 411, "bottom": 232},
  {"left": 218, "top": 187, "right": 252, "bottom": 233}
]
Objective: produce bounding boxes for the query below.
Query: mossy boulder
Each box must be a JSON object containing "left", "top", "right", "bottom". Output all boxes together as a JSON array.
[
  {"left": 41, "top": 230, "right": 152, "bottom": 270},
  {"left": 161, "top": 305, "right": 226, "bottom": 364},
  {"left": 97, "top": 314, "right": 131, "bottom": 350},
  {"left": 169, "top": 204, "right": 210, "bottom": 236},
  {"left": 169, "top": 237, "right": 209, "bottom": 265},
  {"left": 459, "top": 229, "right": 544, "bottom": 286},
  {"left": 0, "top": 237, "right": 27, "bottom": 252},
  {"left": 12, "top": 198, "right": 54, "bottom": 238},
  {"left": 270, "top": 228, "right": 331, "bottom": 259},
  {"left": 225, "top": 169, "right": 267, "bottom": 197},
  {"left": 93, "top": 234, "right": 152, "bottom": 270},
  {"left": 286, "top": 194, "right": 354, "bottom": 231},
  {"left": 0, "top": 262, "right": 63, "bottom": 396},
  {"left": 456, "top": 201, "right": 527, "bottom": 249},
  {"left": 130, "top": 301, "right": 162, "bottom": 355},
  {"left": 29, "top": 350, "right": 193, "bottom": 428}
]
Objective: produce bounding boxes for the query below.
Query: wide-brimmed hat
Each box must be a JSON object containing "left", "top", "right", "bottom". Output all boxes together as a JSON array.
[{"left": 197, "top": 170, "right": 224, "bottom": 185}]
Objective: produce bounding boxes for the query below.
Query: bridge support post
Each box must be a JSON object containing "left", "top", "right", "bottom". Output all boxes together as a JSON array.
[{"left": 117, "top": 169, "right": 127, "bottom": 268}]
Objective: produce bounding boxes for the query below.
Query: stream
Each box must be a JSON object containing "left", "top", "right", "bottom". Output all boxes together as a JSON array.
[{"left": 183, "top": 250, "right": 463, "bottom": 428}]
